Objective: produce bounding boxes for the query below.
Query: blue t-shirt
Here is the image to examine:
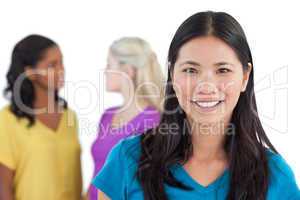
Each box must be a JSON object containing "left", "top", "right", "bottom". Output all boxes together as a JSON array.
[{"left": 92, "top": 135, "right": 300, "bottom": 200}]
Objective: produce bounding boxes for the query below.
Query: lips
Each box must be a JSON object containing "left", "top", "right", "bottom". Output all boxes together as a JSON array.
[
  {"left": 190, "top": 99, "right": 224, "bottom": 109},
  {"left": 195, "top": 101, "right": 220, "bottom": 107}
]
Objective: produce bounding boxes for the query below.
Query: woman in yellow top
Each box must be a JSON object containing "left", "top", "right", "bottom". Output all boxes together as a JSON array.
[{"left": 0, "top": 34, "right": 82, "bottom": 200}]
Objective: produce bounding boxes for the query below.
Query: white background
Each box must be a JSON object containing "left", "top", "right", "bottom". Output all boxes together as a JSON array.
[{"left": 0, "top": 0, "right": 299, "bottom": 192}]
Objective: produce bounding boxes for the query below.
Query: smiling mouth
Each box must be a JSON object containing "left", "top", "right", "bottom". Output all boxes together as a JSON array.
[{"left": 190, "top": 100, "right": 224, "bottom": 109}]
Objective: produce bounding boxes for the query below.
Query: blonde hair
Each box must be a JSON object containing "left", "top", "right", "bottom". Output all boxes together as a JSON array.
[{"left": 110, "top": 37, "right": 165, "bottom": 112}]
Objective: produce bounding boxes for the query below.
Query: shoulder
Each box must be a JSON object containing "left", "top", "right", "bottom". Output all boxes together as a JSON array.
[
  {"left": 0, "top": 106, "right": 13, "bottom": 131},
  {"left": 120, "top": 134, "right": 142, "bottom": 152},
  {"left": 65, "top": 107, "right": 79, "bottom": 119},
  {"left": 266, "top": 149, "right": 296, "bottom": 180},
  {"left": 104, "top": 106, "right": 119, "bottom": 114},
  {"left": 98, "top": 134, "right": 143, "bottom": 176},
  {"left": 0, "top": 105, "right": 20, "bottom": 125},
  {"left": 99, "top": 106, "right": 119, "bottom": 121},
  {"left": 111, "top": 134, "right": 142, "bottom": 164},
  {"left": 139, "top": 106, "right": 161, "bottom": 128},
  {"left": 64, "top": 107, "right": 77, "bottom": 118},
  {"left": 144, "top": 106, "right": 161, "bottom": 119},
  {"left": 92, "top": 134, "right": 143, "bottom": 199},
  {"left": 64, "top": 107, "right": 79, "bottom": 126},
  {"left": 0, "top": 105, "right": 13, "bottom": 119},
  {"left": 266, "top": 149, "right": 300, "bottom": 197}
]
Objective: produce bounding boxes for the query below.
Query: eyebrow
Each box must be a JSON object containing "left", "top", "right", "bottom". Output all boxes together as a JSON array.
[{"left": 178, "top": 60, "right": 235, "bottom": 67}]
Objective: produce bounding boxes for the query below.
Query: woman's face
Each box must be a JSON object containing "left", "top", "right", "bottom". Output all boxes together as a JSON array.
[
  {"left": 172, "top": 36, "right": 251, "bottom": 125},
  {"left": 105, "top": 51, "right": 136, "bottom": 93},
  {"left": 105, "top": 52, "right": 122, "bottom": 92},
  {"left": 28, "top": 46, "right": 65, "bottom": 91}
]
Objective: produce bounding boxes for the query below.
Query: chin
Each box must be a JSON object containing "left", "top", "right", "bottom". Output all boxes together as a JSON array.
[{"left": 190, "top": 114, "right": 225, "bottom": 125}]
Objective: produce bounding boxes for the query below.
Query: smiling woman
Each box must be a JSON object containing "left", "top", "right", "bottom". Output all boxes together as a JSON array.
[
  {"left": 92, "top": 11, "right": 300, "bottom": 200},
  {"left": 171, "top": 36, "right": 251, "bottom": 125}
]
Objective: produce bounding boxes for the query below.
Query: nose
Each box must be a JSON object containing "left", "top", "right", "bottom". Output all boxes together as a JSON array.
[
  {"left": 56, "top": 64, "right": 65, "bottom": 78},
  {"left": 57, "top": 63, "right": 64, "bottom": 72},
  {"left": 196, "top": 71, "right": 218, "bottom": 95},
  {"left": 196, "top": 82, "right": 218, "bottom": 95}
]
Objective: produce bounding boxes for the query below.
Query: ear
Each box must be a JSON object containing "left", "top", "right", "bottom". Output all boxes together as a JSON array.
[
  {"left": 241, "top": 63, "right": 252, "bottom": 92},
  {"left": 24, "top": 66, "right": 36, "bottom": 81}
]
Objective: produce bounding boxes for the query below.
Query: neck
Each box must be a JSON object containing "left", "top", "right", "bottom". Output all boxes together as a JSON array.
[
  {"left": 119, "top": 86, "right": 149, "bottom": 114},
  {"left": 188, "top": 119, "right": 229, "bottom": 161},
  {"left": 33, "top": 85, "right": 57, "bottom": 114}
]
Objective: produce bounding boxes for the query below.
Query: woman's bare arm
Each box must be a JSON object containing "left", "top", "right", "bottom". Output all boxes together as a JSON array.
[{"left": 0, "top": 164, "right": 14, "bottom": 200}]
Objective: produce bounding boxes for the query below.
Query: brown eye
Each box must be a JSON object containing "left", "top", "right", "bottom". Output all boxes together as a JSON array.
[
  {"left": 183, "top": 68, "right": 197, "bottom": 74},
  {"left": 218, "top": 68, "right": 231, "bottom": 74}
]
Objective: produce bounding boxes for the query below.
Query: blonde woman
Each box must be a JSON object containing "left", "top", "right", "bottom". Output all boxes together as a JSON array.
[{"left": 87, "top": 37, "right": 164, "bottom": 200}]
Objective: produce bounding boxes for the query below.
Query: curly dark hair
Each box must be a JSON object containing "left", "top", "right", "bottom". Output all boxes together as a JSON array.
[{"left": 4, "top": 34, "right": 67, "bottom": 127}]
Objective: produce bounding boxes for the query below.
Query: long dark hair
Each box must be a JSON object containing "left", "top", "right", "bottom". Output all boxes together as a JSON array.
[
  {"left": 4, "top": 34, "right": 67, "bottom": 127},
  {"left": 137, "top": 11, "right": 277, "bottom": 200}
]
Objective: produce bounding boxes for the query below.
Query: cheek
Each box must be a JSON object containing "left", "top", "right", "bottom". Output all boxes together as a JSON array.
[
  {"left": 106, "top": 72, "right": 121, "bottom": 90},
  {"left": 222, "top": 79, "right": 243, "bottom": 113},
  {"left": 173, "top": 74, "right": 197, "bottom": 108},
  {"left": 35, "top": 67, "right": 55, "bottom": 86},
  {"left": 37, "top": 73, "right": 51, "bottom": 86},
  {"left": 53, "top": 69, "right": 64, "bottom": 86}
]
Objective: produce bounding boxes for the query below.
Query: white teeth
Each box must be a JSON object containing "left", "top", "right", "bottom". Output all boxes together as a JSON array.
[{"left": 195, "top": 101, "right": 220, "bottom": 108}]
